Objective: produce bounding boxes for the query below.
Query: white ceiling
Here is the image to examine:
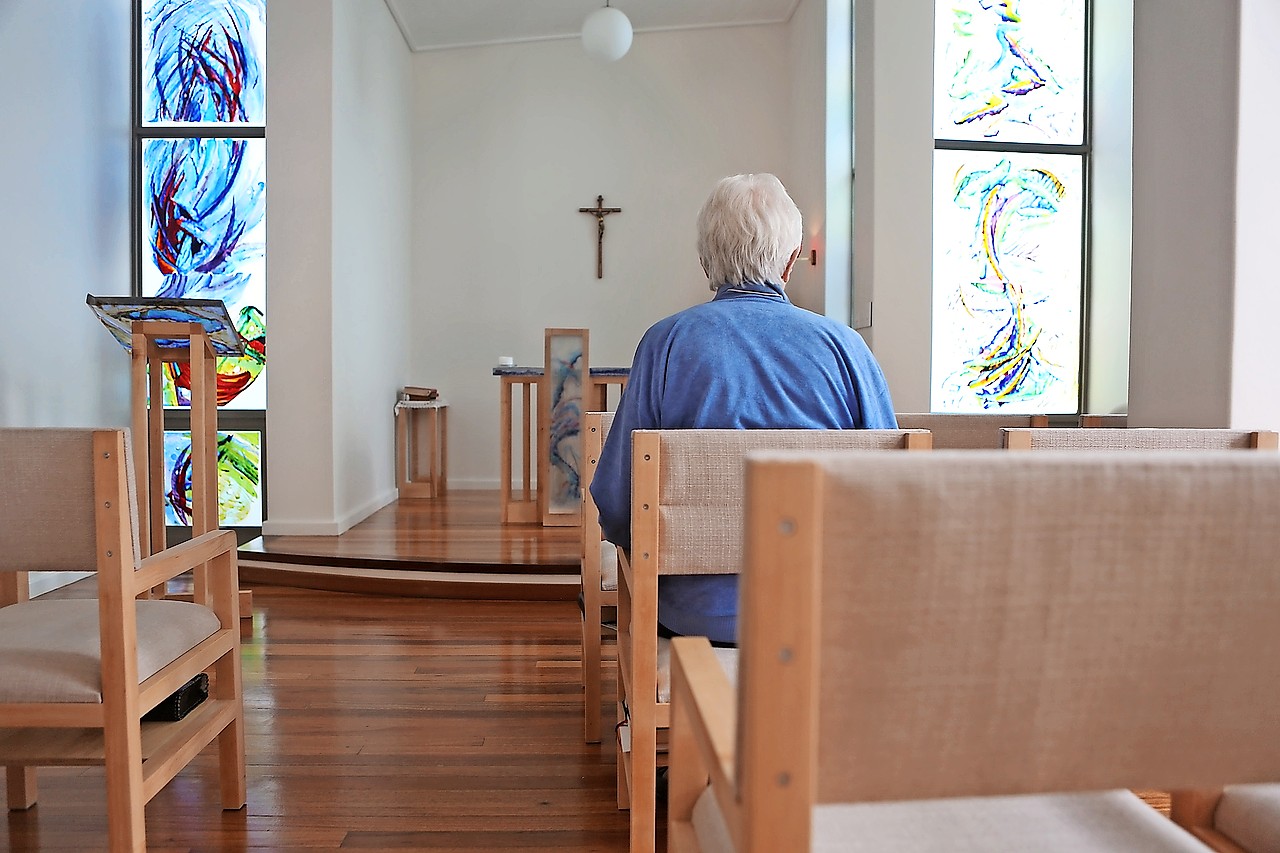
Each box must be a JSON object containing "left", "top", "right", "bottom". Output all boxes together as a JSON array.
[{"left": 383, "top": 0, "right": 803, "bottom": 52}]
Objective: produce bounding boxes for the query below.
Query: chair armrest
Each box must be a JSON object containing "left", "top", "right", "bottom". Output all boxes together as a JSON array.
[
  {"left": 132, "top": 529, "right": 238, "bottom": 597},
  {"left": 670, "top": 636, "right": 738, "bottom": 838}
]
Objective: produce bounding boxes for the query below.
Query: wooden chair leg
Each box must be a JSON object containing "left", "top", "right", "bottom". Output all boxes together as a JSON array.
[
  {"left": 102, "top": 726, "right": 147, "bottom": 853},
  {"left": 583, "top": 595, "right": 603, "bottom": 744},
  {"left": 630, "top": 719, "right": 658, "bottom": 853},
  {"left": 6, "top": 766, "right": 37, "bottom": 811},
  {"left": 216, "top": 646, "right": 247, "bottom": 810},
  {"left": 616, "top": 698, "right": 631, "bottom": 810},
  {"left": 218, "top": 717, "right": 247, "bottom": 810}
]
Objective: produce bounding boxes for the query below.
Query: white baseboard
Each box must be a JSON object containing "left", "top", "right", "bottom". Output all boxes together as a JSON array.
[
  {"left": 29, "top": 572, "right": 92, "bottom": 598},
  {"left": 261, "top": 489, "right": 398, "bottom": 537}
]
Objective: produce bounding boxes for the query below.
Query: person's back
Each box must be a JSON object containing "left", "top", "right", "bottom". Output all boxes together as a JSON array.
[{"left": 591, "top": 173, "right": 896, "bottom": 644}]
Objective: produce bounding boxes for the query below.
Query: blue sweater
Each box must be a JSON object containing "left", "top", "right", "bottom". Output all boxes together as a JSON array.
[{"left": 591, "top": 281, "right": 897, "bottom": 643}]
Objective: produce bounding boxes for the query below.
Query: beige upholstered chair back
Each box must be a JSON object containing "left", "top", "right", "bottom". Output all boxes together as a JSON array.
[
  {"left": 894, "top": 413, "right": 1047, "bottom": 449},
  {"left": 640, "top": 429, "right": 929, "bottom": 576},
  {"left": 1004, "top": 427, "right": 1278, "bottom": 451},
  {"left": 0, "top": 428, "right": 140, "bottom": 573},
  {"left": 738, "top": 451, "right": 1280, "bottom": 812}
]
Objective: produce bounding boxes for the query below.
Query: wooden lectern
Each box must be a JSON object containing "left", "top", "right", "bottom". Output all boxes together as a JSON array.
[{"left": 88, "top": 295, "right": 252, "bottom": 614}]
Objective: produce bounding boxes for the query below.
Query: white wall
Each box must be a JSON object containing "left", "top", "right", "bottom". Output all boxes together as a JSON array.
[
  {"left": 1128, "top": 1, "right": 1238, "bottom": 427},
  {"left": 0, "top": 0, "right": 132, "bottom": 428},
  {"left": 332, "top": 0, "right": 413, "bottom": 528},
  {"left": 266, "top": 0, "right": 413, "bottom": 534},
  {"left": 785, "top": 0, "right": 852, "bottom": 319},
  {"left": 1086, "top": 0, "right": 1134, "bottom": 416},
  {"left": 265, "top": 0, "right": 338, "bottom": 532},
  {"left": 1229, "top": 0, "right": 1280, "bottom": 431},
  {"left": 851, "top": 0, "right": 934, "bottom": 412},
  {"left": 411, "top": 26, "right": 791, "bottom": 487},
  {"left": 1, "top": 0, "right": 132, "bottom": 595}
]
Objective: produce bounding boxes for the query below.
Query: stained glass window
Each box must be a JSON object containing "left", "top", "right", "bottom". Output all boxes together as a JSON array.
[
  {"left": 136, "top": 0, "right": 267, "bottom": 533},
  {"left": 142, "top": 0, "right": 266, "bottom": 125},
  {"left": 141, "top": 137, "right": 267, "bottom": 409},
  {"left": 163, "top": 430, "right": 263, "bottom": 526},
  {"left": 934, "top": 1, "right": 1085, "bottom": 144},
  {"left": 932, "top": 150, "right": 1082, "bottom": 413},
  {"left": 931, "top": 0, "right": 1087, "bottom": 413}
]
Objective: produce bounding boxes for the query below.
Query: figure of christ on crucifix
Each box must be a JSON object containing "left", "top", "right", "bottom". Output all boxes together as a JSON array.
[{"left": 579, "top": 195, "right": 622, "bottom": 279}]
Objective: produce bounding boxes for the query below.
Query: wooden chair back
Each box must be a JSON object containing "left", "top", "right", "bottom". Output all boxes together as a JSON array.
[
  {"left": 894, "top": 413, "right": 1048, "bottom": 449},
  {"left": 620, "top": 428, "right": 930, "bottom": 852},
  {"left": 713, "top": 451, "right": 1280, "bottom": 850},
  {"left": 580, "top": 410, "right": 616, "bottom": 743},
  {"left": 1004, "top": 427, "right": 1279, "bottom": 451}
]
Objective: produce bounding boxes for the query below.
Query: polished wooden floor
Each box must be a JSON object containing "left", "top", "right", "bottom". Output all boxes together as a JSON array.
[
  {"left": 238, "top": 492, "right": 583, "bottom": 601},
  {"left": 5, "top": 584, "right": 641, "bottom": 852}
]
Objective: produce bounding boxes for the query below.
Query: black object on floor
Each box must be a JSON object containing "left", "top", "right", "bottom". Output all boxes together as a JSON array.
[{"left": 143, "top": 672, "right": 209, "bottom": 722}]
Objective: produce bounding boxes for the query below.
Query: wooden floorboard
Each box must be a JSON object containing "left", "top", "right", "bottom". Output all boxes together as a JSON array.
[{"left": 4, "top": 584, "right": 641, "bottom": 852}]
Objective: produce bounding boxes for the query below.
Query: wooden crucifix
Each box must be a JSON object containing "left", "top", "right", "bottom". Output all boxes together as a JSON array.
[{"left": 578, "top": 195, "right": 622, "bottom": 279}]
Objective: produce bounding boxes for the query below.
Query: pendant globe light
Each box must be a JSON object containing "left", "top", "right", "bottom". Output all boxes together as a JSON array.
[{"left": 581, "top": 2, "right": 633, "bottom": 62}]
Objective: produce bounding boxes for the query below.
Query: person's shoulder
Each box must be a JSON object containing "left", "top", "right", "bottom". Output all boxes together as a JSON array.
[
  {"left": 639, "top": 300, "right": 718, "bottom": 340},
  {"left": 786, "top": 305, "right": 875, "bottom": 351}
]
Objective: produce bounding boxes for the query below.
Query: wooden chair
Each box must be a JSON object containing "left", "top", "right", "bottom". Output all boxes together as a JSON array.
[
  {"left": 0, "top": 428, "right": 246, "bottom": 853},
  {"left": 1003, "top": 427, "right": 1279, "bottom": 451},
  {"left": 1172, "top": 786, "right": 1280, "bottom": 851},
  {"left": 894, "top": 412, "right": 1048, "bottom": 448},
  {"left": 669, "top": 451, "right": 1280, "bottom": 852},
  {"left": 619, "top": 428, "right": 931, "bottom": 853},
  {"left": 581, "top": 410, "right": 617, "bottom": 743}
]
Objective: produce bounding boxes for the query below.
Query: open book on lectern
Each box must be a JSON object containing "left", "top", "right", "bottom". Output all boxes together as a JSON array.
[{"left": 86, "top": 294, "right": 247, "bottom": 356}]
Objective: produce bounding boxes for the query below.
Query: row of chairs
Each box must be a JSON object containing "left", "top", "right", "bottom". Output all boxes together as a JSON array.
[{"left": 579, "top": 415, "right": 1279, "bottom": 852}]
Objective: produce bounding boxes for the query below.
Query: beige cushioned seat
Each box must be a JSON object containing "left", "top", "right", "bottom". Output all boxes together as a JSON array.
[
  {"left": 0, "top": 599, "right": 220, "bottom": 703},
  {"left": 692, "top": 789, "right": 1209, "bottom": 853},
  {"left": 1213, "top": 785, "right": 1280, "bottom": 853}
]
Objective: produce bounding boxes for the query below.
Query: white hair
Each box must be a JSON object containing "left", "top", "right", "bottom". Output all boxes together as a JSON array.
[{"left": 696, "top": 173, "right": 803, "bottom": 291}]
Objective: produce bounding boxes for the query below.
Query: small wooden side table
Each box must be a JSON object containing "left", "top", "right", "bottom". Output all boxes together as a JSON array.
[{"left": 395, "top": 397, "right": 448, "bottom": 498}]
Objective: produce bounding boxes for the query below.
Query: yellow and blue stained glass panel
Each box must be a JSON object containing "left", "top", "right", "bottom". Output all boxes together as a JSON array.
[
  {"left": 931, "top": 150, "right": 1082, "bottom": 413},
  {"left": 934, "top": 0, "right": 1085, "bottom": 144}
]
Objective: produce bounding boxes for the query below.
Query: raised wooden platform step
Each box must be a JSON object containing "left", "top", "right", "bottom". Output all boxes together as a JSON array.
[
  {"left": 238, "top": 489, "right": 582, "bottom": 600},
  {"left": 238, "top": 560, "right": 578, "bottom": 601}
]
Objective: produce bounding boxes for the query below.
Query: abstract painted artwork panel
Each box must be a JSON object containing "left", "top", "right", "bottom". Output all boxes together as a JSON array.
[
  {"left": 142, "top": 137, "right": 266, "bottom": 408},
  {"left": 545, "top": 331, "right": 587, "bottom": 517},
  {"left": 163, "top": 430, "right": 262, "bottom": 526},
  {"left": 87, "top": 295, "right": 246, "bottom": 355},
  {"left": 931, "top": 149, "right": 1082, "bottom": 413},
  {"left": 142, "top": 0, "right": 266, "bottom": 125},
  {"left": 934, "top": 0, "right": 1085, "bottom": 144}
]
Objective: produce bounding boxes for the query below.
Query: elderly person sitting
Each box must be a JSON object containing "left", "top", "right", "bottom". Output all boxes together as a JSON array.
[{"left": 591, "top": 172, "right": 896, "bottom": 645}]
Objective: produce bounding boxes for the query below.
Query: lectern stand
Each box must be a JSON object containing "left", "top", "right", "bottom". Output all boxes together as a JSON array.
[{"left": 88, "top": 295, "right": 252, "bottom": 614}]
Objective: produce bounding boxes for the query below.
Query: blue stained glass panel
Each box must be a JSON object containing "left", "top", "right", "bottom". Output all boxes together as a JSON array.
[
  {"left": 934, "top": 0, "right": 1085, "bottom": 144},
  {"left": 142, "top": 137, "right": 266, "bottom": 409},
  {"left": 931, "top": 149, "right": 1083, "bottom": 413},
  {"left": 142, "top": 0, "right": 266, "bottom": 125}
]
